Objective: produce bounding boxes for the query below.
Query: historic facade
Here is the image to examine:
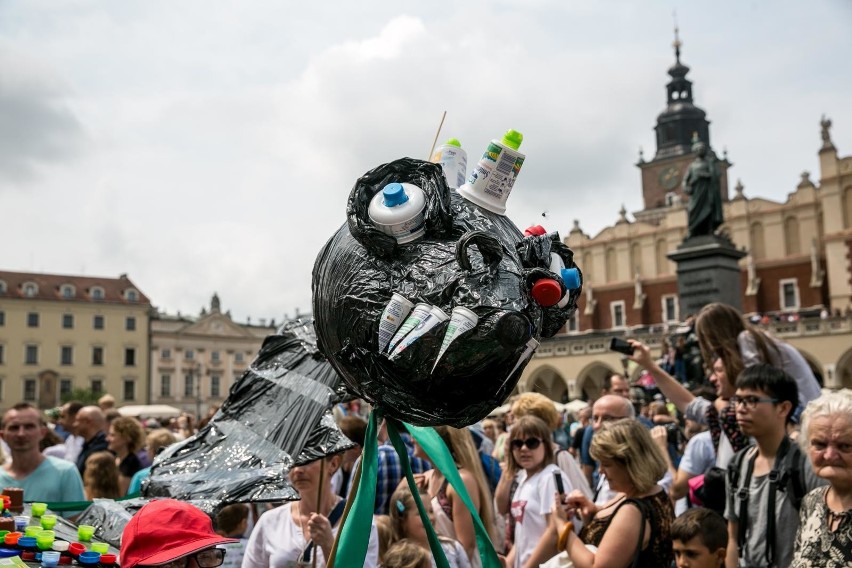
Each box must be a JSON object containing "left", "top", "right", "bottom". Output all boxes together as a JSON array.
[
  {"left": 518, "top": 41, "right": 852, "bottom": 401},
  {"left": 0, "top": 271, "right": 152, "bottom": 408},
  {"left": 149, "top": 294, "right": 274, "bottom": 415}
]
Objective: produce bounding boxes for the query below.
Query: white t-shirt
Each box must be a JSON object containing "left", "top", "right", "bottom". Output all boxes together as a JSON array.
[
  {"left": 510, "top": 464, "right": 564, "bottom": 568},
  {"left": 242, "top": 502, "right": 379, "bottom": 568}
]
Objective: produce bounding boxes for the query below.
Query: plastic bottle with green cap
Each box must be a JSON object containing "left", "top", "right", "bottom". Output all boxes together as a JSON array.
[
  {"left": 457, "top": 129, "right": 526, "bottom": 215},
  {"left": 430, "top": 138, "right": 468, "bottom": 189}
]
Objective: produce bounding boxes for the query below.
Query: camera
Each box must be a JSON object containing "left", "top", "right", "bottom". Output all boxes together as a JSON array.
[
  {"left": 609, "top": 337, "right": 634, "bottom": 355},
  {"left": 664, "top": 422, "right": 685, "bottom": 448}
]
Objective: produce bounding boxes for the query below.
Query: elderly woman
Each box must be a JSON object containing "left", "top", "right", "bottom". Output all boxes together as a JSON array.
[
  {"left": 550, "top": 418, "right": 674, "bottom": 568},
  {"left": 792, "top": 389, "right": 852, "bottom": 567}
]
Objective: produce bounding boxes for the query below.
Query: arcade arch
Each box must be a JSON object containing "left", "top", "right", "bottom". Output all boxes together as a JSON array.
[
  {"left": 575, "top": 361, "right": 619, "bottom": 401},
  {"left": 524, "top": 365, "right": 568, "bottom": 403},
  {"left": 797, "top": 348, "right": 825, "bottom": 387},
  {"left": 836, "top": 347, "right": 852, "bottom": 389}
]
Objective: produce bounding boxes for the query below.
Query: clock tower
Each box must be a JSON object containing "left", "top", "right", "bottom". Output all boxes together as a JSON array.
[{"left": 638, "top": 30, "right": 730, "bottom": 215}]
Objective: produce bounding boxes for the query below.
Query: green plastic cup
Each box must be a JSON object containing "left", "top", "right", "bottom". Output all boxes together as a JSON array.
[
  {"left": 30, "top": 503, "right": 47, "bottom": 517},
  {"left": 90, "top": 543, "right": 108, "bottom": 554},
  {"left": 36, "top": 534, "right": 54, "bottom": 550},
  {"left": 40, "top": 514, "right": 57, "bottom": 530},
  {"left": 25, "top": 526, "right": 41, "bottom": 537},
  {"left": 77, "top": 525, "right": 95, "bottom": 542}
]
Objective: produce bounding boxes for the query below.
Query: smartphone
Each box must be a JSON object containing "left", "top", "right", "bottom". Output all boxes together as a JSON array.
[
  {"left": 609, "top": 337, "right": 634, "bottom": 355},
  {"left": 553, "top": 470, "right": 565, "bottom": 494}
]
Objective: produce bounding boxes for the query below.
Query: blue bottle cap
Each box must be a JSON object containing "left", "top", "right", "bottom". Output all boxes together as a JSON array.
[
  {"left": 382, "top": 183, "right": 409, "bottom": 207},
  {"left": 560, "top": 268, "right": 581, "bottom": 290},
  {"left": 0, "top": 548, "right": 18, "bottom": 557}
]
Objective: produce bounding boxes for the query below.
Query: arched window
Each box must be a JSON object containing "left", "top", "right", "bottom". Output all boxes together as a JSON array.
[
  {"left": 90, "top": 287, "right": 105, "bottom": 300},
  {"left": 656, "top": 239, "right": 670, "bottom": 275},
  {"left": 784, "top": 216, "right": 801, "bottom": 255},
  {"left": 23, "top": 282, "right": 38, "bottom": 297},
  {"left": 605, "top": 247, "right": 618, "bottom": 283},
  {"left": 60, "top": 284, "right": 75, "bottom": 299},
  {"left": 844, "top": 186, "right": 852, "bottom": 229},
  {"left": 750, "top": 222, "right": 766, "bottom": 260},
  {"left": 125, "top": 289, "right": 138, "bottom": 302}
]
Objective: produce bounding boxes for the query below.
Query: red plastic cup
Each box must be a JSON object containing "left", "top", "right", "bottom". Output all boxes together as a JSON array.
[
  {"left": 68, "top": 542, "right": 86, "bottom": 557},
  {"left": 4, "top": 532, "right": 21, "bottom": 546},
  {"left": 21, "top": 551, "right": 35, "bottom": 561},
  {"left": 100, "top": 553, "right": 117, "bottom": 566}
]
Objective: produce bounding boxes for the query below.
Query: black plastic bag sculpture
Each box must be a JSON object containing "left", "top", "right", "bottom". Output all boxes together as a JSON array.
[{"left": 313, "top": 158, "right": 581, "bottom": 427}]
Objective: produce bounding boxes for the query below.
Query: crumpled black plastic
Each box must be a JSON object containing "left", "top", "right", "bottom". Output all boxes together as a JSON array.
[
  {"left": 143, "top": 320, "right": 355, "bottom": 513},
  {"left": 74, "top": 498, "right": 147, "bottom": 549},
  {"left": 313, "top": 158, "right": 581, "bottom": 428}
]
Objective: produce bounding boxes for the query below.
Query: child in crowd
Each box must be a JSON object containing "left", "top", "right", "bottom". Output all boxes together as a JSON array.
[
  {"left": 215, "top": 503, "right": 249, "bottom": 568},
  {"left": 83, "top": 451, "right": 121, "bottom": 499},
  {"left": 383, "top": 540, "right": 432, "bottom": 568},
  {"left": 671, "top": 508, "right": 726, "bottom": 568}
]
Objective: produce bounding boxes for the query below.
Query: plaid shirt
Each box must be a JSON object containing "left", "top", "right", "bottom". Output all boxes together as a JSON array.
[{"left": 375, "top": 437, "right": 431, "bottom": 515}]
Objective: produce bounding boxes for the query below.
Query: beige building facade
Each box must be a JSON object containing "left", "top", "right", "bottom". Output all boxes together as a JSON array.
[
  {"left": 517, "top": 47, "right": 852, "bottom": 402},
  {"left": 0, "top": 271, "right": 151, "bottom": 408},
  {"left": 149, "top": 294, "right": 274, "bottom": 416}
]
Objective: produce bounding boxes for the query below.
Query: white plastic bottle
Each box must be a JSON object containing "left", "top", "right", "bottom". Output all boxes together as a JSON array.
[
  {"left": 368, "top": 182, "right": 427, "bottom": 244},
  {"left": 457, "top": 130, "right": 525, "bottom": 215},
  {"left": 430, "top": 138, "right": 468, "bottom": 189}
]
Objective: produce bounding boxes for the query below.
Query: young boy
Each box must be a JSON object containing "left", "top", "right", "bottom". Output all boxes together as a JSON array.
[{"left": 671, "top": 508, "right": 727, "bottom": 568}]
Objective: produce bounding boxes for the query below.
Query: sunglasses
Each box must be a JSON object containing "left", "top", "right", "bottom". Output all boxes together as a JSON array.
[{"left": 510, "top": 437, "right": 543, "bottom": 450}]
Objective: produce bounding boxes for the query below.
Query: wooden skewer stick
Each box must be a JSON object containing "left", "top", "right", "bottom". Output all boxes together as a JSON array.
[{"left": 428, "top": 111, "right": 447, "bottom": 160}]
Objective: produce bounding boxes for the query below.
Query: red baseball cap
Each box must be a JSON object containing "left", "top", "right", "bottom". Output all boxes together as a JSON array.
[{"left": 121, "top": 499, "right": 238, "bottom": 568}]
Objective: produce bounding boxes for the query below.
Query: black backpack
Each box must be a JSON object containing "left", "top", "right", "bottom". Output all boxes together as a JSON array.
[{"left": 728, "top": 436, "right": 807, "bottom": 566}]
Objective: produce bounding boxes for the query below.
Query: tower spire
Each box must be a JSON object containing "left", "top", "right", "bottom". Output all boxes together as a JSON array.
[{"left": 673, "top": 13, "right": 682, "bottom": 63}]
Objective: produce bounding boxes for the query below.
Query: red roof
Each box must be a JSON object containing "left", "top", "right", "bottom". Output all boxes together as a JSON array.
[{"left": 0, "top": 270, "right": 151, "bottom": 305}]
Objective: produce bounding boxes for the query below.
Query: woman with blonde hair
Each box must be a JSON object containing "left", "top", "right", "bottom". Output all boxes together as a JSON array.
[
  {"left": 695, "top": 302, "right": 821, "bottom": 412},
  {"left": 84, "top": 451, "right": 121, "bottom": 499},
  {"left": 413, "top": 425, "right": 495, "bottom": 567},
  {"left": 551, "top": 418, "right": 674, "bottom": 568}
]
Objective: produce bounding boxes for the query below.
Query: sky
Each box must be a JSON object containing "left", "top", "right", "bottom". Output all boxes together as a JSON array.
[{"left": 1, "top": 0, "right": 850, "bottom": 324}]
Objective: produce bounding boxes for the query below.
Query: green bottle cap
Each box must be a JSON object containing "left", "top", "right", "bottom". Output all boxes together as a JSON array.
[
  {"left": 444, "top": 138, "right": 462, "bottom": 148},
  {"left": 501, "top": 129, "right": 523, "bottom": 150}
]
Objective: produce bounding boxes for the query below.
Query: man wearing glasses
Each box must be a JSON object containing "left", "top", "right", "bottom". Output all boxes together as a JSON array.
[
  {"left": 724, "top": 365, "right": 825, "bottom": 568},
  {"left": 121, "top": 499, "right": 238, "bottom": 568}
]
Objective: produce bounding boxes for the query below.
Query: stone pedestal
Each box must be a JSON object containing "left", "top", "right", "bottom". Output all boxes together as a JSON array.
[{"left": 667, "top": 235, "right": 747, "bottom": 316}]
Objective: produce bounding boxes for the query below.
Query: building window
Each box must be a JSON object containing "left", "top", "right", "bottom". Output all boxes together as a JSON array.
[
  {"left": 23, "top": 379, "right": 36, "bottom": 401},
  {"left": 124, "top": 348, "right": 136, "bottom": 367},
  {"left": 780, "top": 279, "right": 801, "bottom": 311},
  {"left": 92, "top": 346, "right": 104, "bottom": 366},
  {"left": 23, "top": 283, "right": 38, "bottom": 297},
  {"left": 211, "top": 351, "right": 220, "bottom": 363},
  {"left": 160, "top": 374, "right": 171, "bottom": 398},
  {"left": 90, "top": 287, "right": 104, "bottom": 300},
  {"left": 0, "top": 345, "right": 4, "bottom": 365},
  {"left": 27, "top": 313, "right": 39, "bottom": 327},
  {"left": 610, "top": 301, "right": 626, "bottom": 329},
  {"left": 185, "top": 349, "right": 194, "bottom": 360},
  {"left": 0, "top": 311, "right": 4, "bottom": 326},
  {"left": 662, "top": 295, "right": 679, "bottom": 323},
  {"left": 125, "top": 289, "right": 138, "bottom": 302},
  {"left": 25, "top": 345, "right": 38, "bottom": 365},
  {"left": 123, "top": 380, "right": 135, "bottom": 401},
  {"left": 93, "top": 315, "right": 104, "bottom": 330},
  {"left": 184, "top": 374, "right": 194, "bottom": 397},
  {"left": 126, "top": 317, "right": 136, "bottom": 331},
  {"left": 0, "top": 280, "right": 5, "bottom": 294},
  {"left": 161, "top": 348, "right": 171, "bottom": 359},
  {"left": 235, "top": 352, "right": 244, "bottom": 364},
  {"left": 567, "top": 313, "right": 579, "bottom": 333},
  {"left": 62, "top": 314, "right": 74, "bottom": 329},
  {"left": 91, "top": 379, "right": 103, "bottom": 394},
  {"left": 211, "top": 375, "right": 221, "bottom": 398},
  {"left": 61, "top": 285, "right": 75, "bottom": 299},
  {"left": 60, "top": 346, "right": 73, "bottom": 366},
  {"left": 60, "top": 379, "right": 72, "bottom": 398}
]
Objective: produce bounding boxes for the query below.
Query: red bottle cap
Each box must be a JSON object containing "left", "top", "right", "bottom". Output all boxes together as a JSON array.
[
  {"left": 59, "top": 555, "right": 72, "bottom": 565},
  {"left": 523, "top": 225, "right": 547, "bottom": 237},
  {"left": 21, "top": 552, "right": 35, "bottom": 561},
  {"left": 531, "top": 278, "right": 562, "bottom": 307}
]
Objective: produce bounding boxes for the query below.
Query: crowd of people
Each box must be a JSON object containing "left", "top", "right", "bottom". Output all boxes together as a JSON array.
[{"left": 3, "top": 303, "right": 851, "bottom": 568}]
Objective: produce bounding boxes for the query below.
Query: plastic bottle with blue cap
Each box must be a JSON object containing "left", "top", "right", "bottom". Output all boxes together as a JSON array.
[
  {"left": 458, "top": 129, "right": 526, "bottom": 215},
  {"left": 368, "top": 182, "right": 427, "bottom": 244}
]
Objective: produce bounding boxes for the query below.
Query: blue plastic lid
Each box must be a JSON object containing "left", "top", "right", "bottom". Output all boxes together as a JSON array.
[
  {"left": 78, "top": 551, "right": 101, "bottom": 565},
  {"left": 18, "top": 537, "right": 36, "bottom": 547},
  {"left": 561, "top": 268, "right": 581, "bottom": 290},
  {"left": 382, "top": 183, "right": 409, "bottom": 207},
  {"left": 0, "top": 548, "right": 18, "bottom": 557}
]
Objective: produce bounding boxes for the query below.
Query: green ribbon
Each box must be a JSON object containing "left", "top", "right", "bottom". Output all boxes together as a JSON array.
[{"left": 403, "top": 421, "right": 501, "bottom": 568}]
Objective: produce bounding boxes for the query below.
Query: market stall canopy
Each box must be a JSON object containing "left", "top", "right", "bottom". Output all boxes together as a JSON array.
[{"left": 118, "top": 404, "right": 182, "bottom": 418}]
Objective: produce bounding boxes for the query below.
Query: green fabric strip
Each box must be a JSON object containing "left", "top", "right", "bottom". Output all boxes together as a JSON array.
[
  {"left": 386, "top": 420, "right": 450, "bottom": 568},
  {"left": 332, "top": 408, "right": 380, "bottom": 567},
  {"left": 404, "top": 422, "right": 502, "bottom": 568}
]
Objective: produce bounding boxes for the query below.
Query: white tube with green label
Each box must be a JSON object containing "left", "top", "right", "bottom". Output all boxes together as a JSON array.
[
  {"left": 505, "top": 338, "right": 540, "bottom": 379},
  {"left": 377, "top": 293, "right": 415, "bottom": 352},
  {"left": 432, "top": 306, "right": 479, "bottom": 371},
  {"left": 388, "top": 306, "right": 449, "bottom": 360},
  {"left": 386, "top": 303, "right": 433, "bottom": 354}
]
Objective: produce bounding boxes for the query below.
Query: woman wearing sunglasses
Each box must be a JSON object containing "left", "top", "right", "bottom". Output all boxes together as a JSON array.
[
  {"left": 501, "top": 415, "right": 569, "bottom": 568},
  {"left": 550, "top": 419, "right": 674, "bottom": 568}
]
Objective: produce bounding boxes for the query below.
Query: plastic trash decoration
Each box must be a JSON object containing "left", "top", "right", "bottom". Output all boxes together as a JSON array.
[
  {"left": 143, "top": 320, "right": 355, "bottom": 513},
  {"left": 312, "top": 158, "right": 581, "bottom": 427}
]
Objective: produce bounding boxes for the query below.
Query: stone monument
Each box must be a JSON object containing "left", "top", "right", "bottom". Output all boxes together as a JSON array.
[{"left": 668, "top": 137, "right": 746, "bottom": 315}]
